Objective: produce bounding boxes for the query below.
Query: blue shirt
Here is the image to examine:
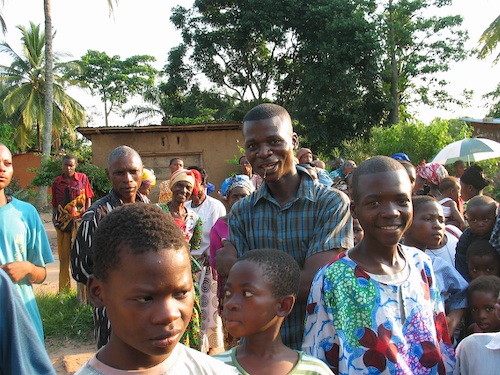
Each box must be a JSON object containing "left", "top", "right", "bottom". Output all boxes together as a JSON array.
[{"left": 229, "top": 168, "right": 353, "bottom": 349}]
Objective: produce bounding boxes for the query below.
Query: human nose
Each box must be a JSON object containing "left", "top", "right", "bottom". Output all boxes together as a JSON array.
[
  {"left": 151, "top": 298, "right": 181, "bottom": 325},
  {"left": 224, "top": 294, "right": 240, "bottom": 311},
  {"left": 256, "top": 144, "right": 272, "bottom": 158},
  {"left": 382, "top": 202, "right": 399, "bottom": 216}
]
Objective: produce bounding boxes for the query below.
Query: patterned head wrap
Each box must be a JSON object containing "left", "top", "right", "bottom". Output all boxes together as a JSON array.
[
  {"left": 141, "top": 168, "right": 156, "bottom": 186},
  {"left": 169, "top": 168, "right": 202, "bottom": 196},
  {"left": 220, "top": 174, "right": 255, "bottom": 198},
  {"left": 416, "top": 161, "right": 448, "bottom": 186}
]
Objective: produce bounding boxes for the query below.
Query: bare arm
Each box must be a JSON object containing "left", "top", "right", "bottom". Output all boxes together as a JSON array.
[
  {"left": 446, "top": 308, "right": 466, "bottom": 336},
  {"left": 1, "top": 261, "right": 47, "bottom": 284},
  {"left": 85, "top": 198, "right": 92, "bottom": 211},
  {"left": 298, "top": 249, "right": 342, "bottom": 304},
  {"left": 448, "top": 201, "right": 466, "bottom": 231}
]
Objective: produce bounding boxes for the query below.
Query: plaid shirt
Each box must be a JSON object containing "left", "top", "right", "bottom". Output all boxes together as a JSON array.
[{"left": 229, "top": 168, "right": 353, "bottom": 349}]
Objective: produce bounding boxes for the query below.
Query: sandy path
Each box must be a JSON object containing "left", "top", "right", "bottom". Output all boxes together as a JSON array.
[{"left": 37, "top": 213, "right": 96, "bottom": 375}]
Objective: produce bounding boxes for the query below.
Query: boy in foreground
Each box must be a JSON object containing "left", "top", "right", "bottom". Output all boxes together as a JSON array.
[
  {"left": 76, "top": 203, "right": 236, "bottom": 374},
  {"left": 214, "top": 249, "right": 333, "bottom": 374},
  {"left": 302, "top": 156, "right": 455, "bottom": 374}
]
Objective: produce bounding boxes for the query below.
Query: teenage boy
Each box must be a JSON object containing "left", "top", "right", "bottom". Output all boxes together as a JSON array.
[
  {"left": 71, "top": 145, "right": 147, "bottom": 349},
  {"left": 77, "top": 203, "right": 237, "bottom": 374},
  {"left": 215, "top": 103, "right": 352, "bottom": 350},
  {"left": 302, "top": 156, "right": 455, "bottom": 374},
  {"left": 214, "top": 248, "right": 333, "bottom": 374}
]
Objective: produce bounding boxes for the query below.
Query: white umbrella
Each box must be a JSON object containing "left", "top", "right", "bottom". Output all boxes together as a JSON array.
[{"left": 431, "top": 138, "right": 500, "bottom": 165}]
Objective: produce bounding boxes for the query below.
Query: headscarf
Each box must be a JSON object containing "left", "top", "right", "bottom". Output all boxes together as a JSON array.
[
  {"left": 416, "top": 161, "right": 448, "bottom": 186},
  {"left": 296, "top": 148, "right": 312, "bottom": 162},
  {"left": 169, "top": 168, "right": 202, "bottom": 196},
  {"left": 391, "top": 152, "right": 410, "bottom": 162},
  {"left": 141, "top": 168, "right": 156, "bottom": 186},
  {"left": 220, "top": 174, "right": 255, "bottom": 198}
]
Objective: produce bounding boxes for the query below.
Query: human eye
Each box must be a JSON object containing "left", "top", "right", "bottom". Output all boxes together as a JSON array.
[
  {"left": 174, "top": 290, "right": 190, "bottom": 300},
  {"left": 485, "top": 306, "right": 494, "bottom": 312},
  {"left": 471, "top": 307, "right": 478, "bottom": 313},
  {"left": 224, "top": 289, "right": 232, "bottom": 298},
  {"left": 486, "top": 268, "right": 494, "bottom": 273},
  {"left": 243, "top": 290, "right": 254, "bottom": 297},
  {"left": 246, "top": 143, "right": 257, "bottom": 151},
  {"left": 135, "top": 296, "right": 153, "bottom": 303},
  {"left": 399, "top": 199, "right": 410, "bottom": 206}
]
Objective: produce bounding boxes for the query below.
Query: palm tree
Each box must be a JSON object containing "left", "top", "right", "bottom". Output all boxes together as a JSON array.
[
  {"left": 0, "top": 22, "right": 85, "bottom": 150},
  {"left": 478, "top": 14, "right": 500, "bottom": 64}
]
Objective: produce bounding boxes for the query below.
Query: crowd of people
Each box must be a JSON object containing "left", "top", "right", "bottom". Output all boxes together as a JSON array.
[{"left": 1, "top": 103, "right": 500, "bottom": 374}]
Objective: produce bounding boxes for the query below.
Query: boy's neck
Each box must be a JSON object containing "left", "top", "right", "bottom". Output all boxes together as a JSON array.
[
  {"left": 349, "top": 241, "right": 406, "bottom": 275},
  {"left": 0, "top": 191, "right": 7, "bottom": 207}
]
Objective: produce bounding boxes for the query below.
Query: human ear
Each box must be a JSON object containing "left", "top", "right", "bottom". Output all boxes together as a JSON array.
[
  {"left": 291, "top": 133, "right": 299, "bottom": 150},
  {"left": 87, "top": 275, "right": 105, "bottom": 308},
  {"left": 277, "top": 295, "right": 295, "bottom": 317},
  {"left": 350, "top": 201, "right": 358, "bottom": 220}
]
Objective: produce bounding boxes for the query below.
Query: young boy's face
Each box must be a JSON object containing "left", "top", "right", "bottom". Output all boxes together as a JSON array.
[
  {"left": 468, "top": 254, "right": 500, "bottom": 280},
  {"left": 353, "top": 219, "right": 364, "bottom": 246},
  {"left": 352, "top": 170, "right": 412, "bottom": 250},
  {"left": 89, "top": 247, "right": 193, "bottom": 368},
  {"left": 467, "top": 206, "right": 496, "bottom": 236},
  {"left": 224, "top": 260, "right": 285, "bottom": 339},
  {"left": 0, "top": 145, "right": 13, "bottom": 191},
  {"left": 470, "top": 290, "right": 500, "bottom": 333},
  {"left": 243, "top": 116, "right": 298, "bottom": 183},
  {"left": 405, "top": 201, "right": 445, "bottom": 250}
]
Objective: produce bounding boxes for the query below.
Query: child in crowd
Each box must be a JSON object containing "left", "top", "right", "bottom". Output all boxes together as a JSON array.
[
  {"left": 466, "top": 240, "right": 500, "bottom": 280},
  {"left": 466, "top": 275, "right": 500, "bottom": 334},
  {"left": 454, "top": 293, "right": 500, "bottom": 375},
  {"left": 76, "top": 203, "right": 237, "bottom": 374},
  {"left": 213, "top": 249, "right": 333, "bottom": 374},
  {"left": 455, "top": 195, "right": 498, "bottom": 281},
  {"left": 436, "top": 177, "right": 466, "bottom": 231},
  {"left": 353, "top": 218, "right": 364, "bottom": 246},
  {"left": 303, "top": 156, "right": 455, "bottom": 374},
  {"left": 403, "top": 196, "right": 468, "bottom": 336}
]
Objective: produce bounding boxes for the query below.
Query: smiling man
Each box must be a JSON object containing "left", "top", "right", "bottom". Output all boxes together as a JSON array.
[
  {"left": 215, "top": 103, "right": 352, "bottom": 350},
  {"left": 71, "top": 145, "right": 147, "bottom": 349}
]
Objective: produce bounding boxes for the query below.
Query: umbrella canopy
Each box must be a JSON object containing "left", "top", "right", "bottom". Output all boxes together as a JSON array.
[{"left": 431, "top": 138, "right": 500, "bottom": 165}]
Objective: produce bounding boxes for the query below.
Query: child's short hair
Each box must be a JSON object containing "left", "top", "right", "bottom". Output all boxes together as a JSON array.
[
  {"left": 467, "top": 275, "right": 500, "bottom": 300},
  {"left": 466, "top": 239, "right": 500, "bottom": 263},
  {"left": 439, "top": 177, "right": 459, "bottom": 192},
  {"left": 467, "top": 195, "right": 498, "bottom": 215},
  {"left": 92, "top": 203, "right": 188, "bottom": 280},
  {"left": 351, "top": 156, "right": 407, "bottom": 203},
  {"left": 412, "top": 195, "right": 439, "bottom": 213},
  {"left": 236, "top": 249, "right": 300, "bottom": 298}
]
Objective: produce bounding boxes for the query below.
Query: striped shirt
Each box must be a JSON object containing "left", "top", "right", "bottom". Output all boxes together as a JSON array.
[
  {"left": 228, "top": 168, "right": 353, "bottom": 349},
  {"left": 213, "top": 348, "right": 334, "bottom": 375}
]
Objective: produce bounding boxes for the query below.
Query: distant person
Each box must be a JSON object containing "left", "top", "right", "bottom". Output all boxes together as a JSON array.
[
  {"left": 390, "top": 152, "right": 411, "bottom": 162},
  {"left": 436, "top": 177, "right": 466, "bottom": 231},
  {"left": 158, "top": 157, "right": 184, "bottom": 204},
  {"left": 239, "top": 155, "right": 263, "bottom": 189},
  {"left": 454, "top": 292, "right": 500, "bottom": 375},
  {"left": 213, "top": 249, "right": 333, "bottom": 374},
  {"left": 51, "top": 153, "right": 94, "bottom": 292},
  {"left": 215, "top": 103, "right": 352, "bottom": 350},
  {"left": 77, "top": 204, "right": 237, "bottom": 375},
  {"left": 0, "top": 269, "right": 56, "bottom": 375},
  {"left": 399, "top": 160, "right": 416, "bottom": 188},
  {"left": 455, "top": 195, "right": 498, "bottom": 281},
  {"left": 187, "top": 166, "right": 226, "bottom": 354},
  {"left": 303, "top": 156, "right": 455, "bottom": 374},
  {"left": 331, "top": 157, "right": 344, "bottom": 170},
  {"left": 138, "top": 167, "right": 156, "bottom": 199},
  {"left": 0, "top": 143, "right": 54, "bottom": 343},
  {"left": 352, "top": 218, "right": 364, "bottom": 246},
  {"left": 466, "top": 240, "right": 500, "bottom": 280},
  {"left": 415, "top": 161, "right": 448, "bottom": 197},
  {"left": 453, "top": 160, "right": 466, "bottom": 179},
  {"left": 460, "top": 164, "right": 490, "bottom": 202},
  {"left": 296, "top": 148, "right": 313, "bottom": 164},
  {"left": 297, "top": 148, "right": 333, "bottom": 187},
  {"left": 71, "top": 145, "right": 147, "bottom": 349}
]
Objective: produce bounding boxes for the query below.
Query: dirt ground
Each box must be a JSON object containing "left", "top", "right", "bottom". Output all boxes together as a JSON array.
[{"left": 36, "top": 213, "right": 95, "bottom": 375}]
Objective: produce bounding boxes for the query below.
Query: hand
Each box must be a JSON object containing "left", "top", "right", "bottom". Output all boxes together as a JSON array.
[
  {"left": 1, "top": 261, "right": 33, "bottom": 283},
  {"left": 214, "top": 239, "right": 237, "bottom": 278}
]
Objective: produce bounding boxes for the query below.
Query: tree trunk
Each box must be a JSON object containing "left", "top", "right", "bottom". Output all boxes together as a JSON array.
[
  {"left": 35, "top": 0, "right": 54, "bottom": 209},
  {"left": 388, "top": 0, "right": 399, "bottom": 125}
]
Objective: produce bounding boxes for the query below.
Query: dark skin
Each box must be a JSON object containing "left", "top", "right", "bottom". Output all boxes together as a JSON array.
[{"left": 215, "top": 115, "right": 341, "bottom": 303}]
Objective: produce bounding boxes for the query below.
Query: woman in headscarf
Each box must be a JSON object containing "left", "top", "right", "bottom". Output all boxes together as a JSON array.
[
  {"left": 138, "top": 168, "right": 156, "bottom": 199},
  {"left": 210, "top": 175, "right": 255, "bottom": 349},
  {"left": 414, "top": 161, "right": 449, "bottom": 197},
  {"left": 157, "top": 168, "right": 203, "bottom": 350}
]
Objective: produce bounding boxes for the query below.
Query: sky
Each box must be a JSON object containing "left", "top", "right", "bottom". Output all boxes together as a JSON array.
[{"left": 0, "top": 0, "right": 499, "bottom": 126}]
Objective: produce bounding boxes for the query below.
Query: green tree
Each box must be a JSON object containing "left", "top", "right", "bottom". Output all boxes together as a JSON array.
[
  {"left": 70, "top": 50, "right": 157, "bottom": 126},
  {"left": 478, "top": 14, "right": 500, "bottom": 63},
  {"left": 380, "top": 0, "right": 469, "bottom": 124},
  {"left": 0, "top": 22, "right": 85, "bottom": 151}
]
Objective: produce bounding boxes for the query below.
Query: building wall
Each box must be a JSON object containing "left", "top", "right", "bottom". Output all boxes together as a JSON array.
[
  {"left": 84, "top": 127, "right": 244, "bottom": 204},
  {"left": 472, "top": 123, "right": 500, "bottom": 143},
  {"left": 12, "top": 152, "right": 42, "bottom": 189}
]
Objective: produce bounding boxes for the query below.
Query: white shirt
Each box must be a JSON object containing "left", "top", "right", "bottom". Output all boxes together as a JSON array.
[{"left": 454, "top": 332, "right": 500, "bottom": 375}]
